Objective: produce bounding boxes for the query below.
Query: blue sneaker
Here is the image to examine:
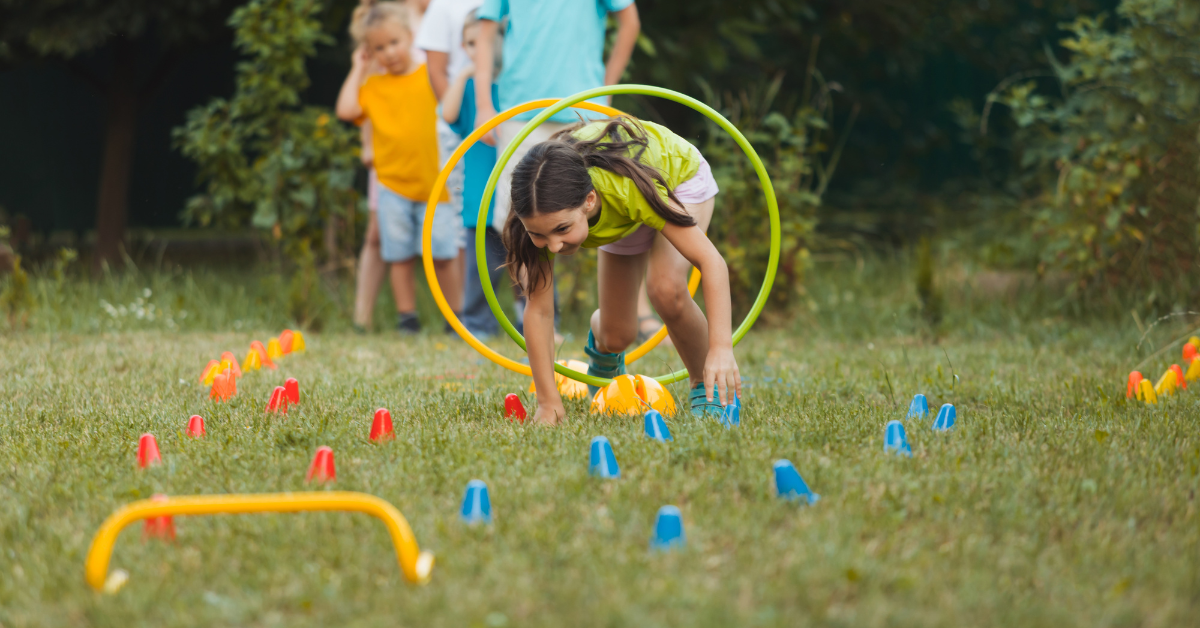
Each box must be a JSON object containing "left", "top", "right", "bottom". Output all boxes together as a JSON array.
[
  {"left": 584, "top": 330, "right": 625, "bottom": 398},
  {"left": 689, "top": 383, "right": 724, "bottom": 418}
]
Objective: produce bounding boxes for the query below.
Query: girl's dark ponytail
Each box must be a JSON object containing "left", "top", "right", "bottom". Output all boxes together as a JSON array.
[{"left": 504, "top": 116, "right": 697, "bottom": 294}]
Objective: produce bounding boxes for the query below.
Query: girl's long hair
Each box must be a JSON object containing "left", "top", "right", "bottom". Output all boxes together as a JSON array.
[{"left": 503, "top": 116, "right": 696, "bottom": 293}]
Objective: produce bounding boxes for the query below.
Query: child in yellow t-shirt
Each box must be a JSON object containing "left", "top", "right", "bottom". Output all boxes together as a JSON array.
[{"left": 337, "top": 1, "right": 457, "bottom": 334}]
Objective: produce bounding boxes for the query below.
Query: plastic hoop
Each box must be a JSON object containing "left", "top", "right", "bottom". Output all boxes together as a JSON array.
[{"left": 422, "top": 98, "right": 699, "bottom": 383}]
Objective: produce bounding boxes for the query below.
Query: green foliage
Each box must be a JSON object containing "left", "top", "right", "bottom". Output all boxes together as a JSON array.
[
  {"left": 174, "top": 0, "right": 360, "bottom": 264},
  {"left": 994, "top": 0, "right": 1200, "bottom": 302},
  {"left": 0, "top": 253, "right": 33, "bottom": 328},
  {"left": 915, "top": 236, "right": 943, "bottom": 329},
  {"left": 700, "top": 44, "right": 857, "bottom": 314}
]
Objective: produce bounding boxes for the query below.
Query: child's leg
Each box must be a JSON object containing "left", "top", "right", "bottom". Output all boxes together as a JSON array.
[
  {"left": 390, "top": 260, "right": 418, "bottom": 313},
  {"left": 426, "top": 200, "right": 465, "bottom": 318},
  {"left": 591, "top": 250, "right": 649, "bottom": 354},
  {"left": 353, "top": 211, "right": 386, "bottom": 330},
  {"left": 646, "top": 197, "right": 717, "bottom": 389},
  {"left": 377, "top": 188, "right": 422, "bottom": 332}
]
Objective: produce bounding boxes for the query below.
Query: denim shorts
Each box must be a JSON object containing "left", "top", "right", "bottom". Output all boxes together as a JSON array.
[{"left": 377, "top": 185, "right": 462, "bottom": 262}]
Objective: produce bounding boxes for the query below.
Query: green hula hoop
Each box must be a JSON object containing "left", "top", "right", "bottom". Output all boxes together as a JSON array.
[{"left": 476, "top": 84, "right": 780, "bottom": 386}]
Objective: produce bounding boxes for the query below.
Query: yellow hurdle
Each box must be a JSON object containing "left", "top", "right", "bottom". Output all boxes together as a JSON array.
[
  {"left": 1140, "top": 378, "right": 1158, "bottom": 404},
  {"left": 84, "top": 492, "right": 434, "bottom": 592},
  {"left": 529, "top": 359, "right": 591, "bottom": 400}
]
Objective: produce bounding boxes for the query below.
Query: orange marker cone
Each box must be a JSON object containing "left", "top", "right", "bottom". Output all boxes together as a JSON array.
[
  {"left": 200, "top": 360, "right": 221, "bottom": 386},
  {"left": 142, "top": 494, "right": 176, "bottom": 542},
  {"left": 186, "top": 415, "right": 205, "bottom": 438},
  {"left": 137, "top": 433, "right": 161, "bottom": 469},
  {"left": 1170, "top": 364, "right": 1187, "bottom": 390},
  {"left": 219, "top": 351, "right": 243, "bottom": 378},
  {"left": 266, "top": 386, "right": 289, "bottom": 413},
  {"left": 529, "top": 359, "right": 590, "bottom": 400},
  {"left": 305, "top": 446, "right": 336, "bottom": 484},
  {"left": 242, "top": 348, "right": 262, "bottom": 372},
  {"left": 212, "top": 369, "right": 237, "bottom": 401},
  {"left": 279, "top": 329, "right": 295, "bottom": 354},
  {"left": 1140, "top": 379, "right": 1157, "bottom": 404},
  {"left": 291, "top": 331, "right": 306, "bottom": 353},
  {"left": 1126, "top": 371, "right": 1144, "bottom": 399},
  {"left": 1184, "top": 343, "right": 1197, "bottom": 365},
  {"left": 251, "top": 341, "right": 276, "bottom": 370},
  {"left": 284, "top": 378, "right": 299, "bottom": 405},
  {"left": 370, "top": 408, "right": 394, "bottom": 442},
  {"left": 267, "top": 338, "right": 283, "bottom": 361}
]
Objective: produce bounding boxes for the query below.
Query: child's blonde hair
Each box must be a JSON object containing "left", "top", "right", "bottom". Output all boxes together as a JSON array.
[{"left": 349, "top": 0, "right": 411, "bottom": 44}]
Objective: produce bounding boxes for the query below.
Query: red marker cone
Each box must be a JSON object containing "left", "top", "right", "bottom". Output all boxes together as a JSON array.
[
  {"left": 279, "top": 329, "right": 295, "bottom": 354},
  {"left": 1185, "top": 343, "right": 1197, "bottom": 365},
  {"left": 370, "top": 408, "right": 394, "bottom": 442},
  {"left": 142, "top": 494, "right": 176, "bottom": 541},
  {"left": 137, "top": 433, "right": 162, "bottom": 469},
  {"left": 504, "top": 393, "right": 527, "bottom": 422},
  {"left": 266, "top": 386, "right": 289, "bottom": 413},
  {"left": 305, "top": 446, "right": 336, "bottom": 484},
  {"left": 285, "top": 378, "right": 300, "bottom": 405},
  {"left": 1126, "top": 371, "right": 1144, "bottom": 399},
  {"left": 186, "top": 415, "right": 206, "bottom": 438},
  {"left": 1171, "top": 364, "right": 1187, "bottom": 390}
]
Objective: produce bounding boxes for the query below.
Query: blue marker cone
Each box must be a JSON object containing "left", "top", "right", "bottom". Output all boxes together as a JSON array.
[
  {"left": 644, "top": 410, "right": 673, "bottom": 442},
  {"left": 719, "top": 394, "right": 740, "bottom": 428},
  {"left": 460, "top": 479, "right": 492, "bottom": 524},
  {"left": 933, "top": 403, "right": 956, "bottom": 431},
  {"left": 589, "top": 436, "right": 620, "bottom": 479},
  {"left": 773, "top": 459, "right": 820, "bottom": 505},
  {"left": 650, "top": 505, "right": 685, "bottom": 551},
  {"left": 884, "top": 420, "right": 912, "bottom": 457},
  {"left": 907, "top": 393, "right": 929, "bottom": 419}
]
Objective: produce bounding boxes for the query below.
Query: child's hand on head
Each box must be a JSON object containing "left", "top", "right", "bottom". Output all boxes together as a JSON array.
[
  {"left": 352, "top": 43, "right": 369, "bottom": 68},
  {"left": 704, "top": 346, "right": 742, "bottom": 406}
]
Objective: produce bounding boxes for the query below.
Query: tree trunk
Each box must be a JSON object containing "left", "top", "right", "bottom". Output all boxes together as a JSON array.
[{"left": 93, "top": 38, "right": 138, "bottom": 269}]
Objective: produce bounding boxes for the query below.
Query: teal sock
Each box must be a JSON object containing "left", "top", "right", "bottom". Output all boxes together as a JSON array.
[{"left": 585, "top": 330, "right": 626, "bottom": 398}]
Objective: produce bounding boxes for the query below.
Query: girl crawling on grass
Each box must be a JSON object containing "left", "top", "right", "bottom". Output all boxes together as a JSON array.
[{"left": 503, "top": 116, "right": 741, "bottom": 425}]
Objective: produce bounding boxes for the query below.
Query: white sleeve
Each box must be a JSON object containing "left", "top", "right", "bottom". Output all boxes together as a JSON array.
[{"left": 415, "top": 0, "right": 452, "bottom": 53}]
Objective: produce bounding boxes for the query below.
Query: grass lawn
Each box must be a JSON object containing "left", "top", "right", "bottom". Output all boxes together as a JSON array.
[{"left": 1, "top": 266, "right": 1199, "bottom": 626}]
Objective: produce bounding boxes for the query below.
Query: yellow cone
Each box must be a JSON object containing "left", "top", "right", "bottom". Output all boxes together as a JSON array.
[
  {"left": 291, "top": 331, "right": 306, "bottom": 353},
  {"left": 267, "top": 338, "right": 283, "bottom": 361},
  {"left": 201, "top": 361, "right": 221, "bottom": 386},
  {"left": 590, "top": 374, "right": 676, "bottom": 416},
  {"left": 529, "top": 360, "right": 591, "bottom": 400},
  {"left": 1154, "top": 369, "right": 1177, "bottom": 397},
  {"left": 1189, "top": 336, "right": 1200, "bottom": 350},
  {"left": 1139, "top": 379, "right": 1157, "bottom": 404},
  {"left": 1186, "top": 357, "right": 1200, "bottom": 383},
  {"left": 243, "top": 348, "right": 262, "bottom": 372}
]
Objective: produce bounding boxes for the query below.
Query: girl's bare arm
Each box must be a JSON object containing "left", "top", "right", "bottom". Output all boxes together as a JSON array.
[
  {"left": 440, "top": 64, "right": 474, "bottom": 124},
  {"left": 336, "top": 46, "right": 370, "bottom": 121},
  {"left": 472, "top": 19, "right": 499, "bottom": 145},
  {"left": 526, "top": 259, "right": 564, "bottom": 424},
  {"left": 659, "top": 221, "right": 741, "bottom": 405}
]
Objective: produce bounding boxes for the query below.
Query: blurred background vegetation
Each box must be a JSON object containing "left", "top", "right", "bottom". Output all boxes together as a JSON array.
[{"left": 1, "top": 0, "right": 1198, "bottom": 334}]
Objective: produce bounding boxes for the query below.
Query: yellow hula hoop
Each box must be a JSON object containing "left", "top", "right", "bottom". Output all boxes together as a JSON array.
[{"left": 421, "top": 99, "right": 700, "bottom": 379}]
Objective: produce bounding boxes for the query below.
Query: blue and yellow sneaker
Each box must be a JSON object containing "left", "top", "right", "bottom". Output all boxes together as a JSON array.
[
  {"left": 584, "top": 330, "right": 626, "bottom": 398},
  {"left": 689, "top": 383, "right": 724, "bottom": 418}
]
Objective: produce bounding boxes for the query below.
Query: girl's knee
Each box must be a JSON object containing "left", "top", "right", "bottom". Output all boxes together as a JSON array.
[{"left": 647, "top": 278, "right": 691, "bottom": 318}]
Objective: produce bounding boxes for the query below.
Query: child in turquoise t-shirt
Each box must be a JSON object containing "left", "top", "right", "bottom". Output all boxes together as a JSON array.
[{"left": 442, "top": 13, "right": 505, "bottom": 337}]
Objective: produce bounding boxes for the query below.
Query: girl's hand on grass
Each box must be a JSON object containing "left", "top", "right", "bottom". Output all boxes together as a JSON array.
[
  {"left": 533, "top": 401, "right": 565, "bottom": 426},
  {"left": 704, "top": 346, "right": 741, "bottom": 406}
]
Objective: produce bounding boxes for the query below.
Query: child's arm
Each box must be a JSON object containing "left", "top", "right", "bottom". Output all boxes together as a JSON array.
[
  {"left": 360, "top": 121, "right": 374, "bottom": 167},
  {"left": 604, "top": 4, "right": 640, "bottom": 86},
  {"left": 472, "top": 19, "right": 500, "bottom": 145},
  {"left": 336, "top": 45, "right": 371, "bottom": 122},
  {"left": 659, "top": 222, "right": 742, "bottom": 405},
  {"left": 526, "top": 259, "right": 564, "bottom": 424},
  {"left": 440, "top": 65, "right": 474, "bottom": 125}
]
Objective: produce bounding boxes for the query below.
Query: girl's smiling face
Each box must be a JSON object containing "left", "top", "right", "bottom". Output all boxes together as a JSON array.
[
  {"left": 519, "top": 191, "right": 598, "bottom": 256},
  {"left": 365, "top": 19, "right": 414, "bottom": 75}
]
